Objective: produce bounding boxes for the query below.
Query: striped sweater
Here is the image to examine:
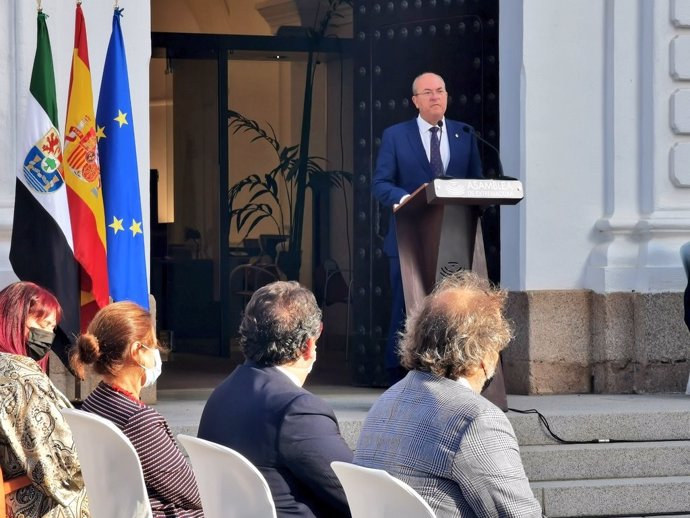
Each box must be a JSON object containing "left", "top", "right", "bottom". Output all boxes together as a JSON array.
[{"left": 82, "top": 382, "right": 203, "bottom": 518}]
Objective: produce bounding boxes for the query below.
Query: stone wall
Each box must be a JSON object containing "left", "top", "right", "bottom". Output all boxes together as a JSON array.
[{"left": 503, "top": 290, "right": 689, "bottom": 394}]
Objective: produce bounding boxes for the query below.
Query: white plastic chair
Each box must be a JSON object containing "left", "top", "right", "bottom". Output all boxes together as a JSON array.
[
  {"left": 331, "top": 461, "right": 436, "bottom": 518},
  {"left": 62, "top": 408, "right": 152, "bottom": 518},
  {"left": 177, "top": 434, "right": 276, "bottom": 518}
]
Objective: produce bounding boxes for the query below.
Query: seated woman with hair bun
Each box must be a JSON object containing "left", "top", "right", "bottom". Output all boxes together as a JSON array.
[{"left": 70, "top": 301, "right": 203, "bottom": 518}]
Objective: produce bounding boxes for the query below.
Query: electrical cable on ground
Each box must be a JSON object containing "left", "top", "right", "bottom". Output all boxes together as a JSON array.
[{"left": 508, "top": 407, "right": 690, "bottom": 444}]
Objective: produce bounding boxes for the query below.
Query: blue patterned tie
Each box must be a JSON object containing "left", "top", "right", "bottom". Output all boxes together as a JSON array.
[{"left": 429, "top": 126, "right": 444, "bottom": 177}]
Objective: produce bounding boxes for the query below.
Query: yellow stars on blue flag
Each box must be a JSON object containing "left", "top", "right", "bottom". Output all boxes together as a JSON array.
[
  {"left": 129, "top": 219, "right": 142, "bottom": 237},
  {"left": 114, "top": 109, "right": 128, "bottom": 128},
  {"left": 108, "top": 215, "right": 143, "bottom": 238},
  {"left": 109, "top": 216, "right": 124, "bottom": 234},
  {"left": 96, "top": 125, "right": 106, "bottom": 141}
]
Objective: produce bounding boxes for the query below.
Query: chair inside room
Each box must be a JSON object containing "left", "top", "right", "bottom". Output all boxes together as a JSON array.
[
  {"left": 62, "top": 408, "right": 153, "bottom": 518},
  {"left": 177, "top": 434, "right": 277, "bottom": 518},
  {"left": 229, "top": 264, "right": 281, "bottom": 305},
  {"left": 331, "top": 461, "right": 436, "bottom": 518}
]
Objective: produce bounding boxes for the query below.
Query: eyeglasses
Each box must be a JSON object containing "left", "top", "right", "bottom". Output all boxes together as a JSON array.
[{"left": 413, "top": 88, "right": 447, "bottom": 98}]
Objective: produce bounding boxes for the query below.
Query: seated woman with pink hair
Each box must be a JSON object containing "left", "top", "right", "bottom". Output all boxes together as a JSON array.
[{"left": 0, "top": 281, "right": 89, "bottom": 518}]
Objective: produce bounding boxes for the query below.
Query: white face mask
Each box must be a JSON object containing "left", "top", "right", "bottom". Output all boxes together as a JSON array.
[{"left": 138, "top": 344, "right": 162, "bottom": 388}]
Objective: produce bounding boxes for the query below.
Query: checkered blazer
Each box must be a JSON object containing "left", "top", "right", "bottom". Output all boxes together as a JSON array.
[{"left": 354, "top": 370, "right": 544, "bottom": 518}]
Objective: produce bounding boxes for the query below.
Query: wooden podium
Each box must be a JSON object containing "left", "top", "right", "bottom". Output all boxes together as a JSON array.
[{"left": 395, "top": 178, "right": 524, "bottom": 410}]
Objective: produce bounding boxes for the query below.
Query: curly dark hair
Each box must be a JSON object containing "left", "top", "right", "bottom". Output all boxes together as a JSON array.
[
  {"left": 399, "top": 271, "right": 513, "bottom": 380},
  {"left": 240, "top": 281, "right": 322, "bottom": 366}
]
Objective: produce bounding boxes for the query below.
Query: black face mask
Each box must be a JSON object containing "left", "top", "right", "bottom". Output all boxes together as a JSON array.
[{"left": 26, "top": 327, "right": 55, "bottom": 361}]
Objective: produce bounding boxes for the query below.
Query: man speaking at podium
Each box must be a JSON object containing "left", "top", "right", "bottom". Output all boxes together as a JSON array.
[{"left": 373, "top": 72, "right": 483, "bottom": 384}]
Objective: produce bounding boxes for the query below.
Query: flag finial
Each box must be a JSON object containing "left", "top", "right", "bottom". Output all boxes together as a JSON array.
[{"left": 36, "top": 0, "right": 42, "bottom": 12}]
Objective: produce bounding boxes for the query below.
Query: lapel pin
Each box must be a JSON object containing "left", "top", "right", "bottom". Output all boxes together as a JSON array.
[{"left": 455, "top": 133, "right": 459, "bottom": 138}]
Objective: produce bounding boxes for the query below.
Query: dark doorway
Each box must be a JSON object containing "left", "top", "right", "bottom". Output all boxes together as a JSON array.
[
  {"left": 150, "top": 33, "right": 352, "bottom": 360},
  {"left": 351, "top": 1, "right": 500, "bottom": 385}
]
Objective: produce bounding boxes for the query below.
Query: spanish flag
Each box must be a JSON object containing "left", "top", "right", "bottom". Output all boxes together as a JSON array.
[
  {"left": 10, "top": 10, "right": 80, "bottom": 366},
  {"left": 64, "top": 3, "right": 109, "bottom": 327}
]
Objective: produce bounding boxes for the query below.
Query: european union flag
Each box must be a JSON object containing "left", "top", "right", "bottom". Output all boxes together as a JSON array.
[{"left": 97, "top": 9, "right": 149, "bottom": 309}]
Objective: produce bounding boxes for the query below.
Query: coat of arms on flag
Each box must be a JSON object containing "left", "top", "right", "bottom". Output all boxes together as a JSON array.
[
  {"left": 23, "top": 128, "right": 65, "bottom": 193},
  {"left": 65, "top": 115, "right": 100, "bottom": 185}
]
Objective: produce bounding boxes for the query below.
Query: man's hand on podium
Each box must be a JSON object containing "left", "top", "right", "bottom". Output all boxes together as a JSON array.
[{"left": 393, "top": 194, "right": 411, "bottom": 210}]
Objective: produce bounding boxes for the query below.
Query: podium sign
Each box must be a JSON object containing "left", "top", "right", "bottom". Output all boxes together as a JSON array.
[
  {"left": 395, "top": 178, "right": 524, "bottom": 314},
  {"left": 425, "top": 177, "right": 523, "bottom": 205}
]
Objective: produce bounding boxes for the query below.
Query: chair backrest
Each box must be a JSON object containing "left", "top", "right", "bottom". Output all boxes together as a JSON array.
[
  {"left": 177, "top": 435, "right": 277, "bottom": 518},
  {"left": 229, "top": 264, "right": 280, "bottom": 295},
  {"left": 331, "top": 461, "right": 436, "bottom": 518},
  {"left": 62, "top": 408, "right": 152, "bottom": 518},
  {"left": 1, "top": 468, "right": 32, "bottom": 518}
]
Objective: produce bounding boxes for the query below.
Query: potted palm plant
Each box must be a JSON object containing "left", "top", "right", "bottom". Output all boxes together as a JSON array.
[
  {"left": 227, "top": 110, "right": 351, "bottom": 280},
  {"left": 228, "top": 0, "right": 352, "bottom": 281}
]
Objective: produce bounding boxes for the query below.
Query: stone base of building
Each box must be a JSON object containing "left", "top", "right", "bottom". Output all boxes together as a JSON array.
[{"left": 503, "top": 290, "right": 689, "bottom": 394}]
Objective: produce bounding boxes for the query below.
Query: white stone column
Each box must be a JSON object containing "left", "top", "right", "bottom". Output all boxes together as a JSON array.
[
  {"left": 500, "top": 0, "right": 690, "bottom": 394},
  {"left": 588, "top": 0, "right": 690, "bottom": 293}
]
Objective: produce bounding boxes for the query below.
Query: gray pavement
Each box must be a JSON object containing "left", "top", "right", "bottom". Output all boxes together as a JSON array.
[
  {"left": 156, "top": 384, "right": 385, "bottom": 440},
  {"left": 156, "top": 387, "right": 690, "bottom": 447}
]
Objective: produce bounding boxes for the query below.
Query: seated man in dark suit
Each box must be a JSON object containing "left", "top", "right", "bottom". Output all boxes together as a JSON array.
[
  {"left": 354, "top": 272, "right": 544, "bottom": 518},
  {"left": 198, "top": 281, "right": 353, "bottom": 518}
]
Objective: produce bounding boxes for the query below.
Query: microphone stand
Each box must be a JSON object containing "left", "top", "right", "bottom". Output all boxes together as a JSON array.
[{"left": 461, "top": 126, "right": 517, "bottom": 181}]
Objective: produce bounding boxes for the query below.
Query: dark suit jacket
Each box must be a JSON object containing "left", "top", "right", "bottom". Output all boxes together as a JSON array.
[
  {"left": 372, "top": 118, "right": 483, "bottom": 256},
  {"left": 198, "top": 361, "right": 353, "bottom": 518}
]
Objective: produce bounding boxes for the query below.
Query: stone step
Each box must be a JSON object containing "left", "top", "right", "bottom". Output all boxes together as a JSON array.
[
  {"left": 158, "top": 391, "right": 690, "bottom": 516},
  {"left": 532, "top": 476, "right": 690, "bottom": 518},
  {"left": 507, "top": 394, "right": 690, "bottom": 445},
  {"left": 521, "top": 440, "right": 690, "bottom": 481}
]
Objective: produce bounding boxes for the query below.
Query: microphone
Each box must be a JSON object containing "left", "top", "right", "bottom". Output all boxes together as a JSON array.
[{"left": 461, "top": 126, "right": 517, "bottom": 180}]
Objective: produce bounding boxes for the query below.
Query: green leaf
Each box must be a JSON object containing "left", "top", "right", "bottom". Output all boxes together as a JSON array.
[
  {"left": 264, "top": 175, "right": 278, "bottom": 196},
  {"left": 244, "top": 213, "right": 270, "bottom": 236},
  {"left": 248, "top": 188, "right": 271, "bottom": 203}
]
